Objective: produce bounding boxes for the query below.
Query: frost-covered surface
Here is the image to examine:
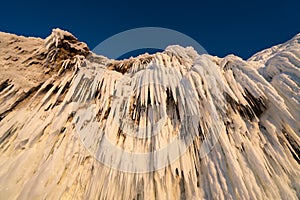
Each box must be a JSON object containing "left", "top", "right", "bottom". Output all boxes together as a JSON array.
[{"left": 0, "top": 29, "right": 299, "bottom": 199}]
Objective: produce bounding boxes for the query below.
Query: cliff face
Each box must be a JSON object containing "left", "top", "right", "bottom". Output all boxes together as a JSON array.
[{"left": 0, "top": 29, "right": 299, "bottom": 200}]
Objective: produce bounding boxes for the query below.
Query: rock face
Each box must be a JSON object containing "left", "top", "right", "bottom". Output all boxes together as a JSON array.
[{"left": 0, "top": 29, "right": 299, "bottom": 200}]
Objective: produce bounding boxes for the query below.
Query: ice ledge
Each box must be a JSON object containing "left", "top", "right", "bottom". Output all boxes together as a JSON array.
[{"left": 44, "top": 28, "right": 90, "bottom": 57}]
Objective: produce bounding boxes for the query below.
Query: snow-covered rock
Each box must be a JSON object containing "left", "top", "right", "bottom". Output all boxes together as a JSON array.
[{"left": 0, "top": 29, "right": 299, "bottom": 200}]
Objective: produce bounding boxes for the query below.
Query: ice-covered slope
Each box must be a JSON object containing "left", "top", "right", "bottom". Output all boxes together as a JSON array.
[{"left": 0, "top": 29, "right": 299, "bottom": 200}]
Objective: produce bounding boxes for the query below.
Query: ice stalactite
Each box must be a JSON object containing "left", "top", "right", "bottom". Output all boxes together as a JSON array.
[{"left": 0, "top": 29, "right": 299, "bottom": 199}]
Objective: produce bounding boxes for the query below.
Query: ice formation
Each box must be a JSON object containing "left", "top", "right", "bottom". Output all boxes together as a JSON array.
[{"left": 0, "top": 29, "right": 299, "bottom": 199}]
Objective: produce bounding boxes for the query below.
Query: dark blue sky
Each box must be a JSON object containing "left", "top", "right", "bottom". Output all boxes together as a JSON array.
[{"left": 1, "top": 0, "right": 299, "bottom": 59}]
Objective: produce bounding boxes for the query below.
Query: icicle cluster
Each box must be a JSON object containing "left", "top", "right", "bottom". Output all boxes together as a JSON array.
[{"left": 0, "top": 29, "right": 299, "bottom": 200}]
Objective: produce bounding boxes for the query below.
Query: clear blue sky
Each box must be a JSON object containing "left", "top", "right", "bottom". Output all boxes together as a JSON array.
[{"left": 0, "top": 0, "right": 299, "bottom": 59}]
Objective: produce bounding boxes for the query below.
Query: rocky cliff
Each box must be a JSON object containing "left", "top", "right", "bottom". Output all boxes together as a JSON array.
[{"left": 0, "top": 29, "right": 299, "bottom": 199}]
